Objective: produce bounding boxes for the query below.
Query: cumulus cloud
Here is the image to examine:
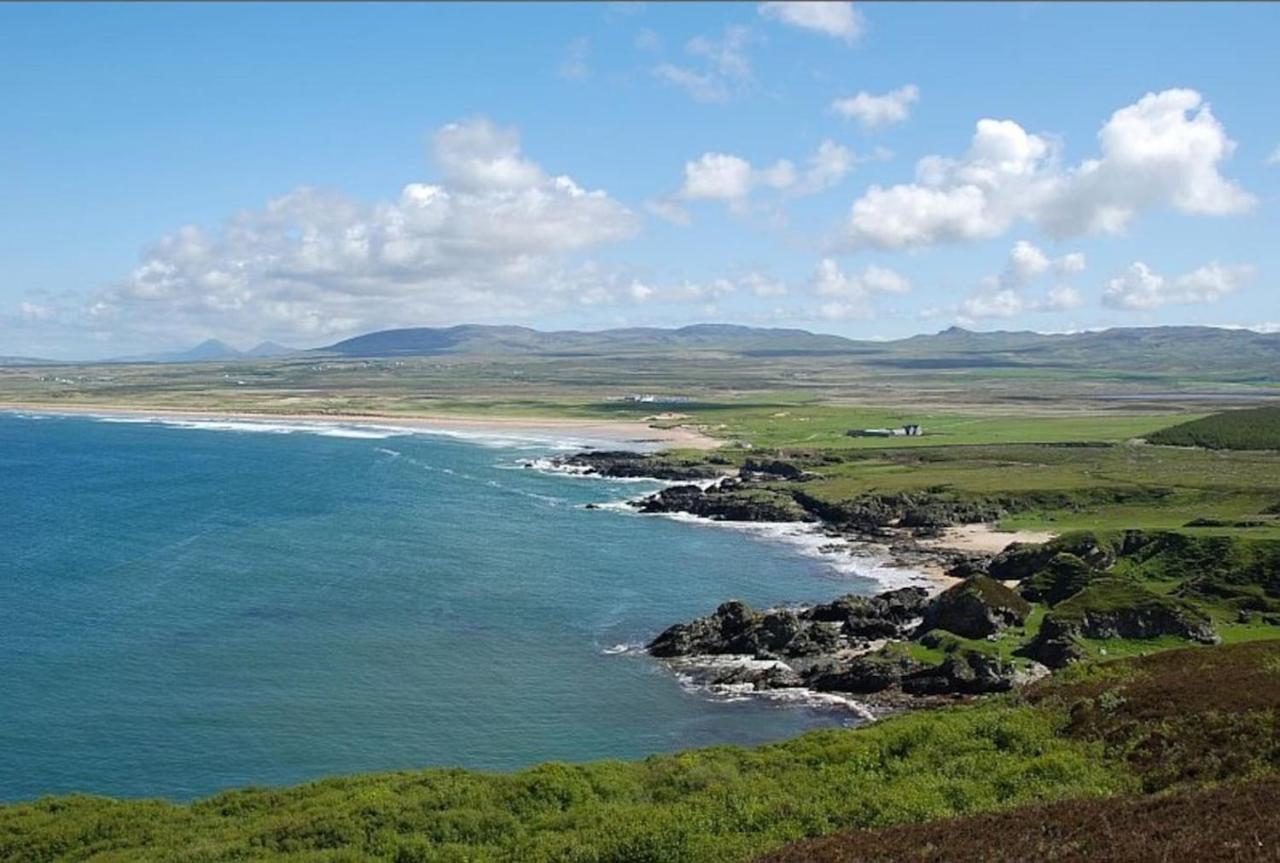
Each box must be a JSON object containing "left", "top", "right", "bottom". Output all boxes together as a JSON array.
[
  {"left": 624, "top": 270, "right": 786, "bottom": 304},
  {"left": 86, "top": 118, "right": 639, "bottom": 344},
  {"left": 758, "top": 2, "right": 864, "bottom": 44},
  {"left": 1101, "top": 261, "right": 1255, "bottom": 310},
  {"left": 839, "top": 89, "right": 1255, "bottom": 250},
  {"left": 811, "top": 259, "right": 910, "bottom": 320},
  {"left": 945, "top": 241, "right": 1088, "bottom": 321},
  {"left": 831, "top": 84, "right": 919, "bottom": 130},
  {"left": 653, "top": 26, "right": 752, "bottom": 103},
  {"left": 662, "top": 140, "right": 856, "bottom": 218}
]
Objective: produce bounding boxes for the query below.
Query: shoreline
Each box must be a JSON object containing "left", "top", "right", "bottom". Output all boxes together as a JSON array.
[{"left": 0, "top": 402, "right": 722, "bottom": 451}]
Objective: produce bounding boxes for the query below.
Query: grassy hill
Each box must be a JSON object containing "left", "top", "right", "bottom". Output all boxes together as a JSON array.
[
  {"left": 3, "top": 640, "right": 1277, "bottom": 862},
  {"left": 313, "top": 324, "right": 1280, "bottom": 381},
  {"left": 1147, "top": 405, "right": 1280, "bottom": 450}
]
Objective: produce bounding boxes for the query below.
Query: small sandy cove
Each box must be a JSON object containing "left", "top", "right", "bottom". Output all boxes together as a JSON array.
[
  {"left": 922, "top": 524, "right": 1058, "bottom": 555},
  {"left": 0, "top": 402, "right": 722, "bottom": 451}
]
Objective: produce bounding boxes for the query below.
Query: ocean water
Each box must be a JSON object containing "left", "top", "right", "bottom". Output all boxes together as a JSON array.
[{"left": 0, "top": 411, "right": 900, "bottom": 802}]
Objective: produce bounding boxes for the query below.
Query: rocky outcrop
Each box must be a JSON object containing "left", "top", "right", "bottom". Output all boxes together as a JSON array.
[
  {"left": 987, "top": 531, "right": 1128, "bottom": 582},
  {"left": 1019, "top": 577, "right": 1218, "bottom": 669},
  {"left": 633, "top": 481, "right": 813, "bottom": 522},
  {"left": 920, "top": 575, "right": 1031, "bottom": 639},
  {"left": 806, "top": 647, "right": 1021, "bottom": 697},
  {"left": 740, "top": 459, "right": 815, "bottom": 481},
  {"left": 791, "top": 490, "right": 1007, "bottom": 535},
  {"left": 647, "top": 588, "right": 930, "bottom": 660},
  {"left": 647, "top": 586, "right": 1028, "bottom": 703},
  {"left": 550, "top": 451, "right": 722, "bottom": 481},
  {"left": 1018, "top": 553, "right": 1102, "bottom": 606}
]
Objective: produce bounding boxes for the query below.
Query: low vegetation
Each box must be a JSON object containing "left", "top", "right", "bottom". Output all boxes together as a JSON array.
[
  {"left": 4, "top": 641, "right": 1277, "bottom": 862},
  {"left": 1147, "top": 405, "right": 1280, "bottom": 451}
]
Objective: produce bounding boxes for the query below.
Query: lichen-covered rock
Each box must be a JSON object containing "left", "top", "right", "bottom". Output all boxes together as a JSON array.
[{"left": 920, "top": 575, "right": 1031, "bottom": 639}]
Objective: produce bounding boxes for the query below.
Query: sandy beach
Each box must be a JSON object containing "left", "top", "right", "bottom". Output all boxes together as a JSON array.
[
  {"left": 920, "top": 523, "right": 1058, "bottom": 555},
  {"left": 0, "top": 402, "right": 722, "bottom": 451}
]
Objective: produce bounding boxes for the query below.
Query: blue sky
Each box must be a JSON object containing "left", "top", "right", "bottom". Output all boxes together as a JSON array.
[{"left": 2, "top": 1, "right": 1277, "bottom": 358}]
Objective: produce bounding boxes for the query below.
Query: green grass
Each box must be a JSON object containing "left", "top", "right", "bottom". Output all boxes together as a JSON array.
[{"left": 0, "top": 707, "right": 1124, "bottom": 863}]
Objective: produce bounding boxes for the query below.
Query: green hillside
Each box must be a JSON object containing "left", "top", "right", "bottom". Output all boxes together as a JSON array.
[{"left": 4, "top": 640, "right": 1277, "bottom": 862}]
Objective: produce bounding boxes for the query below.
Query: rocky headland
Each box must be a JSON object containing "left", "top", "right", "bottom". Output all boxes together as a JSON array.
[{"left": 542, "top": 449, "right": 1270, "bottom": 716}]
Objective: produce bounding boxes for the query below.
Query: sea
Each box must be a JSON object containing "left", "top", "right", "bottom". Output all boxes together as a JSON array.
[{"left": 0, "top": 410, "right": 922, "bottom": 801}]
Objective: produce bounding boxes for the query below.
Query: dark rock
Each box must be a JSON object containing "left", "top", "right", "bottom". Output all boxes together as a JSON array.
[
  {"left": 1019, "top": 577, "right": 1218, "bottom": 668},
  {"left": 1016, "top": 629, "right": 1086, "bottom": 669},
  {"left": 740, "top": 459, "right": 812, "bottom": 481},
  {"left": 634, "top": 484, "right": 812, "bottom": 522},
  {"left": 806, "top": 652, "right": 925, "bottom": 694},
  {"left": 554, "top": 451, "right": 721, "bottom": 481},
  {"left": 1018, "top": 552, "right": 1102, "bottom": 606},
  {"left": 710, "top": 663, "right": 804, "bottom": 690},
  {"left": 921, "top": 575, "right": 1031, "bottom": 639},
  {"left": 987, "top": 531, "right": 1131, "bottom": 582},
  {"left": 902, "top": 650, "right": 1018, "bottom": 696}
]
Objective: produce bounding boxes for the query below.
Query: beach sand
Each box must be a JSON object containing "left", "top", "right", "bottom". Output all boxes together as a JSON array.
[
  {"left": 0, "top": 402, "right": 722, "bottom": 451},
  {"left": 921, "top": 523, "right": 1058, "bottom": 555}
]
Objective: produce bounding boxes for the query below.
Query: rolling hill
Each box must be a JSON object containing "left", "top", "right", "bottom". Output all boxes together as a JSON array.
[{"left": 314, "top": 324, "right": 1280, "bottom": 380}]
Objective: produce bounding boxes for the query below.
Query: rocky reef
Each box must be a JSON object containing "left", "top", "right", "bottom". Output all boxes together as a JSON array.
[{"left": 648, "top": 579, "right": 1040, "bottom": 710}]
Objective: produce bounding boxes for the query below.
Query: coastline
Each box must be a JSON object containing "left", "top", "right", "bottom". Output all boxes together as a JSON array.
[{"left": 0, "top": 402, "right": 722, "bottom": 451}]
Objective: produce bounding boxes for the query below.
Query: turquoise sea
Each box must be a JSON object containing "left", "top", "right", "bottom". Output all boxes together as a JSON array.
[{"left": 0, "top": 411, "right": 902, "bottom": 802}]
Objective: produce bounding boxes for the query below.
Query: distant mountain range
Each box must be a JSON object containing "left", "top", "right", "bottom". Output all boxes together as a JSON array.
[
  {"left": 106, "top": 339, "right": 297, "bottom": 364},
  {"left": 321, "top": 324, "right": 858, "bottom": 358},
  {"left": 4, "top": 325, "right": 1278, "bottom": 378},
  {"left": 314, "top": 323, "right": 1280, "bottom": 378}
]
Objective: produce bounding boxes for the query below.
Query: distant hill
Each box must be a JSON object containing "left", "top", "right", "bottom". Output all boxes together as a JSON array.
[
  {"left": 1147, "top": 406, "right": 1280, "bottom": 451},
  {"left": 321, "top": 324, "right": 860, "bottom": 358},
  {"left": 0, "top": 355, "right": 58, "bottom": 366},
  {"left": 111, "top": 339, "right": 298, "bottom": 364},
  {"left": 315, "top": 323, "right": 1280, "bottom": 379}
]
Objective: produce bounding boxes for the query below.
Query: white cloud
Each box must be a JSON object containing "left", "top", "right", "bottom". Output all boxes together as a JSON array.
[
  {"left": 839, "top": 89, "right": 1255, "bottom": 250},
  {"left": 959, "top": 288, "right": 1026, "bottom": 320},
  {"left": 741, "top": 272, "right": 788, "bottom": 298},
  {"left": 625, "top": 275, "right": 739, "bottom": 304},
  {"left": 1045, "top": 284, "right": 1085, "bottom": 311},
  {"left": 86, "top": 118, "right": 639, "bottom": 344},
  {"left": 812, "top": 259, "right": 910, "bottom": 319},
  {"left": 758, "top": 2, "right": 864, "bottom": 44},
  {"left": 673, "top": 140, "right": 855, "bottom": 215},
  {"left": 680, "top": 153, "right": 758, "bottom": 201},
  {"left": 947, "top": 241, "right": 1088, "bottom": 320},
  {"left": 1000, "top": 240, "right": 1085, "bottom": 289},
  {"left": 1102, "top": 261, "right": 1255, "bottom": 310},
  {"left": 831, "top": 84, "right": 919, "bottom": 130},
  {"left": 653, "top": 26, "right": 752, "bottom": 103},
  {"left": 558, "top": 37, "right": 591, "bottom": 81}
]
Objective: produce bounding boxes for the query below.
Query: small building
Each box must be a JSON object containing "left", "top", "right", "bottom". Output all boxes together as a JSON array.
[{"left": 848, "top": 424, "right": 923, "bottom": 438}]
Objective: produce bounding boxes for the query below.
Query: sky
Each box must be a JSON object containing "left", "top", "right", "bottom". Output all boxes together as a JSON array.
[{"left": 1, "top": 1, "right": 1277, "bottom": 359}]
